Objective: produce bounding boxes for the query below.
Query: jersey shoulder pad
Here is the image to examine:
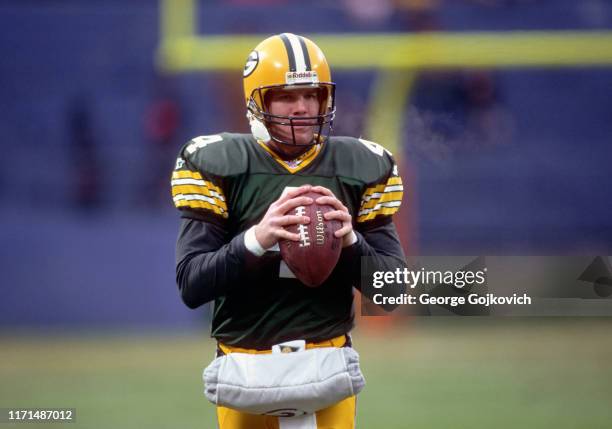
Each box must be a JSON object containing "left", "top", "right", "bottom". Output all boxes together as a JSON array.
[
  {"left": 328, "top": 136, "right": 396, "bottom": 184},
  {"left": 171, "top": 133, "right": 250, "bottom": 223},
  {"left": 328, "top": 137, "right": 402, "bottom": 225},
  {"left": 178, "top": 132, "right": 250, "bottom": 178}
]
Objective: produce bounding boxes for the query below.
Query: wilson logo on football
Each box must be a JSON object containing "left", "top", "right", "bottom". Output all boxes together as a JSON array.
[{"left": 315, "top": 210, "right": 325, "bottom": 245}]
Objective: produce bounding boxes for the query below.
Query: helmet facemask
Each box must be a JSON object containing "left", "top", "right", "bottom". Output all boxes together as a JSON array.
[{"left": 247, "top": 83, "right": 336, "bottom": 147}]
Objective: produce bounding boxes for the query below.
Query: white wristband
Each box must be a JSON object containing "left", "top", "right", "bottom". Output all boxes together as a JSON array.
[{"left": 244, "top": 226, "right": 267, "bottom": 257}]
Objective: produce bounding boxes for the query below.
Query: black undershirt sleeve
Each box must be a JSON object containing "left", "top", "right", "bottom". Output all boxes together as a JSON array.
[
  {"left": 336, "top": 221, "right": 408, "bottom": 310},
  {"left": 175, "top": 218, "right": 258, "bottom": 309}
]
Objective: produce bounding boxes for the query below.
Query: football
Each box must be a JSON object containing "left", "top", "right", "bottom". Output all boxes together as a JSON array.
[{"left": 279, "top": 191, "right": 342, "bottom": 287}]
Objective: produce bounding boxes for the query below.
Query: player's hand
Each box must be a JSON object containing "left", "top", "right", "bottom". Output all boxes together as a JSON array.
[
  {"left": 311, "top": 186, "right": 356, "bottom": 248},
  {"left": 254, "top": 185, "right": 313, "bottom": 249}
]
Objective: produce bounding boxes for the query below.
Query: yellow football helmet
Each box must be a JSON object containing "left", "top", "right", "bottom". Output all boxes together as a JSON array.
[{"left": 243, "top": 33, "right": 336, "bottom": 146}]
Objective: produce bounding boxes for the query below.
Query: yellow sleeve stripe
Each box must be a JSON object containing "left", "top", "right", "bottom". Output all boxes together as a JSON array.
[
  {"left": 362, "top": 183, "right": 386, "bottom": 198},
  {"left": 361, "top": 176, "right": 403, "bottom": 198},
  {"left": 174, "top": 199, "right": 229, "bottom": 218},
  {"left": 171, "top": 172, "right": 224, "bottom": 194},
  {"left": 361, "top": 186, "right": 404, "bottom": 204},
  {"left": 171, "top": 170, "right": 228, "bottom": 215},
  {"left": 171, "top": 184, "right": 226, "bottom": 203},
  {"left": 171, "top": 178, "right": 225, "bottom": 199},
  {"left": 357, "top": 175, "right": 403, "bottom": 223},
  {"left": 358, "top": 200, "right": 402, "bottom": 216},
  {"left": 357, "top": 206, "right": 401, "bottom": 223},
  {"left": 387, "top": 176, "right": 402, "bottom": 186},
  {"left": 360, "top": 191, "right": 403, "bottom": 210},
  {"left": 172, "top": 170, "right": 203, "bottom": 180},
  {"left": 173, "top": 191, "right": 227, "bottom": 211}
]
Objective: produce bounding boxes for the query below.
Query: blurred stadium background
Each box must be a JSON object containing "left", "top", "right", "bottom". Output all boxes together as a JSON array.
[{"left": 1, "top": 1, "right": 612, "bottom": 428}]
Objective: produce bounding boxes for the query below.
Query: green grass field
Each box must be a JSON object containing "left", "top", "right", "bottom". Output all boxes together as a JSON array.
[{"left": 1, "top": 319, "right": 611, "bottom": 428}]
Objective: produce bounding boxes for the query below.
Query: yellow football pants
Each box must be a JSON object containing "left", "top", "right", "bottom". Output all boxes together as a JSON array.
[
  {"left": 215, "top": 335, "right": 356, "bottom": 429},
  {"left": 216, "top": 396, "right": 356, "bottom": 429}
]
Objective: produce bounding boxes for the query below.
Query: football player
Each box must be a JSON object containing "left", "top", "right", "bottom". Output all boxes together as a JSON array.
[{"left": 171, "top": 33, "right": 407, "bottom": 428}]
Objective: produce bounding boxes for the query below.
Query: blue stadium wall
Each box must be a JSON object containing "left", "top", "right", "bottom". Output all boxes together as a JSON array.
[{"left": 1, "top": 0, "right": 611, "bottom": 327}]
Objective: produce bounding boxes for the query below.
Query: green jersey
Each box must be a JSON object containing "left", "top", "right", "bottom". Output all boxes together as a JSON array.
[{"left": 172, "top": 133, "right": 404, "bottom": 348}]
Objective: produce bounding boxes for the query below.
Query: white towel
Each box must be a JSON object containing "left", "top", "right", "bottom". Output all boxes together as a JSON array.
[{"left": 203, "top": 346, "right": 365, "bottom": 416}]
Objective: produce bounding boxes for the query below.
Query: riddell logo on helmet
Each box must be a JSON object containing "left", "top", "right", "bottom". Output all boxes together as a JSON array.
[{"left": 285, "top": 71, "right": 319, "bottom": 85}]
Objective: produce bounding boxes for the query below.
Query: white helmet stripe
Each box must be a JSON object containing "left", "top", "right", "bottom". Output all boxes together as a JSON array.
[
  {"left": 285, "top": 33, "right": 307, "bottom": 72},
  {"left": 283, "top": 33, "right": 308, "bottom": 72},
  {"left": 279, "top": 33, "right": 296, "bottom": 71}
]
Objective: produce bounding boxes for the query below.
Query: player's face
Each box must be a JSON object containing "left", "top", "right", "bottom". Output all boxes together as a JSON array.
[{"left": 266, "top": 87, "right": 321, "bottom": 148}]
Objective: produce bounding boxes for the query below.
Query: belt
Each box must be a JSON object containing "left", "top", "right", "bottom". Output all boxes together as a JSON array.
[{"left": 217, "top": 334, "right": 352, "bottom": 357}]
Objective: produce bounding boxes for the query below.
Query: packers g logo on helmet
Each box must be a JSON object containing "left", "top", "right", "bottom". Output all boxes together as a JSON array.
[
  {"left": 243, "top": 50, "right": 259, "bottom": 78},
  {"left": 243, "top": 33, "right": 336, "bottom": 146}
]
